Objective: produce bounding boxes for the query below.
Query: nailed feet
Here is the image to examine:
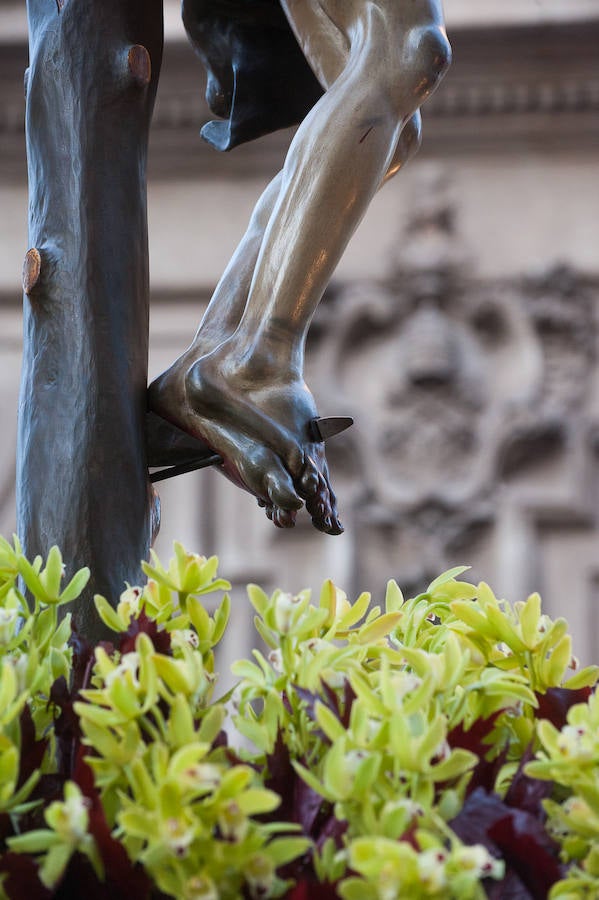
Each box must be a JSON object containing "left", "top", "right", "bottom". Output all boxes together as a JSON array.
[{"left": 148, "top": 344, "right": 343, "bottom": 534}]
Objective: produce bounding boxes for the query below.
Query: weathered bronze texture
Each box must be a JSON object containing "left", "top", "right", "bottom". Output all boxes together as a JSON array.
[{"left": 19, "top": 0, "right": 163, "bottom": 639}]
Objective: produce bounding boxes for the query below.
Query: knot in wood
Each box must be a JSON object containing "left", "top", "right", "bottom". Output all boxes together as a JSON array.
[
  {"left": 128, "top": 45, "right": 151, "bottom": 87},
  {"left": 22, "top": 248, "right": 41, "bottom": 295}
]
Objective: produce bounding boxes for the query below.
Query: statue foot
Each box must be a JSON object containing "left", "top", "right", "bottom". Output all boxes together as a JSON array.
[{"left": 148, "top": 349, "right": 344, "bottom": 535}]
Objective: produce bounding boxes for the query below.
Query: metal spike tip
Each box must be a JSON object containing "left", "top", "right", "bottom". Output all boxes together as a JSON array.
[{"left": 310, "top": 416, "right": 354, "bottom": 443}]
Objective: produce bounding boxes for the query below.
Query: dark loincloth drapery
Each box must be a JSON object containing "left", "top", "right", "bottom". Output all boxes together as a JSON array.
[{"left": 182, "top": 0, "right": 324, "bottom": 150}]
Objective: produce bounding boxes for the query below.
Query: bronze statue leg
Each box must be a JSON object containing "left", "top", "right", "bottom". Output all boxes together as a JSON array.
[
  {"left": 187, "top": 173, "right": 284, "bottom": 356},
  {"left": 149, "top": 173, "right": 310, "bottom": 530},
  {"left": 149, "top": 0, "right": 450, "bottom": 533}
]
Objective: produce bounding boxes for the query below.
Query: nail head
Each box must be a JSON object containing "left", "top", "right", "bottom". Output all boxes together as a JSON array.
[{"left": 310, "top": 416, "right": 354, "bottom": 443}]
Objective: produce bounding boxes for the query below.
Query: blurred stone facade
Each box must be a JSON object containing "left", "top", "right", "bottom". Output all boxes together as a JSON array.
[{"left": 1, "top": 1, "right": 599, "bottom": 671}]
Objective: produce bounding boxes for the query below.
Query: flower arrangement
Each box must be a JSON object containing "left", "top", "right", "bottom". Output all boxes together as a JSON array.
[{"left": 0, "top": 535, "right": 598, "bottom": 899}]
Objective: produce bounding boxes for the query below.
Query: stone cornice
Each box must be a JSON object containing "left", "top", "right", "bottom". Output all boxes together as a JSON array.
[{"left": 1, "top": 21, "right": 599, "bottom": 184}]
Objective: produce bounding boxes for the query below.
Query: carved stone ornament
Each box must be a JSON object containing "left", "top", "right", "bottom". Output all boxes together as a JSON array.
[{"left": 307, "top": 168, "right": 599, "bottom": 605}]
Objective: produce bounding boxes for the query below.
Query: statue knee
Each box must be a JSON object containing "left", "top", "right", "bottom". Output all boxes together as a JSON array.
[
  {"left": 402, "top": 24, "right": 452, "bottom": 107},
  {"left": 361, "top": 22, "right": 450, "bottom": 124},
  {"left": 344, "top": 5, "right": 450, "bottom": 123}
]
